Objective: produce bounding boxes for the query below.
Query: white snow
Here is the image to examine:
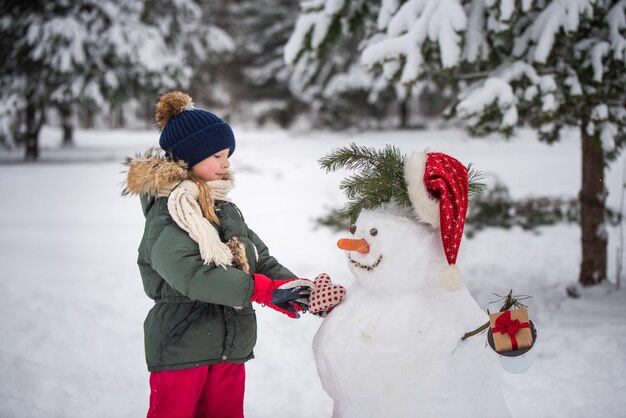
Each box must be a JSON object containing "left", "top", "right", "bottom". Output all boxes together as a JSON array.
[
  {"left": 456, "top": 77, "right": 517, "bottom": 127},
  {"left": 502, "top": 104, "right": 519, "bottom": 127},
  {"left": 284, "top": 13, "right": 318, "bottom": 64},
  {"left": 592, "top": 104, "right": 609, "bottom": 121},
  {"left": 203, "top": 26, "right": 236, "bottom": 54},
  {"left": 284, "top": 0, "right": 346, "bottom": 65},
  {"left": 454, "top": 62, "right": 569, "bottom": 128},
  {"left": 564, "top": 73, "right": 583, "bottom": 96},
  {"left": 513, "top": 0, "right": 594, "bottom": 63},
  {"left": 591, "top": 41, "right": 610, "bottom": 82},
  {"left": 0, "top": 126, "right": 625, "bottom": 417},
  {"left": 428, "top": 0, "right": 467, "bottom": 68},
  {"left": 386, "top": 0, "right": 423, "bottom": 37},
  {"left": 539, "top": 75, "right": 557, "bottom": 93},
  {"left": 497, "top": 0, "right": 515, "bottom": 22},
  {"left": 600, "top": 122, "right": 618, "bottom": 152},
  {"left": 590, "top": 105, "right": 618, "bottom": 151},
  {"left": 541, "top": 94, "right": 556, "bottom": 113},
  {"left": 0, "top": 91, "right": 26, "bottom": 146},
  {"left": 463, "top": 0, "right": 489, "bottom": 63},
  {"left": 521, "top": 0, "right": 533, "bottom": 12},
  {"left": 382, "top": 59, "right": 401, "bottom": 80},
  {"left": 324, "top": 0, "right": 345, "bottom": 15},
  {"left": 607, "top": 0, "right": 626, "bottom": 61},
  {"left": 378, "top": 0, "right": 401, "bottom": 30},
  {"left": 362, "top": 0, "right": 467, "bottom": 82},
  {"left": 524, "top": 85, "right": 539, "bottom": 101},
  {"left": 323, "top": 64, "right": 374, "bottom": 97},
  {"left": 311, "top": 15, "right": 332, "bottom": 49}
]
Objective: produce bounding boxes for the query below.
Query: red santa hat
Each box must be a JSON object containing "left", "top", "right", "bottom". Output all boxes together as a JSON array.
[{"left": 404, "top": 151, "right": 469, "bottom": 291}]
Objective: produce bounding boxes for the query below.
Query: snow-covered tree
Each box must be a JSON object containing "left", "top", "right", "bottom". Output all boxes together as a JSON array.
[
  {"left": 185, "top": 0, "right": 301, "bottom": 127},
  {"left": 286, "top": 0, "right": 626, "bottom": 287},
  {"left": 0, "top": 0, "right": 229, "bottom": 158},
  {"left": 284, "top": 0, "right": 403, "bottom": 129}
]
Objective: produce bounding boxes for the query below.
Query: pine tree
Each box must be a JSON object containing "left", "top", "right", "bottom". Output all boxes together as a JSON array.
[
  {"left": 0, "top": 0, "right": 216, "bottom": 159},
  {"left": 284, "top": 0, "right": 401, "bottom": 129},
  {"left": 188, "top": 0, "right": 301, "bottom": 127},
  {"left": 287, "top": 0, "right": 626, "bottom": 287}
]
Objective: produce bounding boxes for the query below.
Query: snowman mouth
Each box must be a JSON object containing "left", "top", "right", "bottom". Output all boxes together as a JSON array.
[{"left": 347, "top": 253, "right": 383, "bottom": 271}]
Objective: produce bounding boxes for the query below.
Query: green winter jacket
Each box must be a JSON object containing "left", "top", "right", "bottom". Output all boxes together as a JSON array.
[{"left": 126, "top": 151, "right": 295, "bottom": 372}]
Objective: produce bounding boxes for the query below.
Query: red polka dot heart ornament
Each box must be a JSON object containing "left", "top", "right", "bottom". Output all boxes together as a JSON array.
[{"left": 309, "top": 273, "right": 346, "bottom": 317}]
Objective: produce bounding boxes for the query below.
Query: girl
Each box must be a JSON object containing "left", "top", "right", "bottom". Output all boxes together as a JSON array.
[{"left": 123, "top": 91, "right": 315, "bottom": 418}]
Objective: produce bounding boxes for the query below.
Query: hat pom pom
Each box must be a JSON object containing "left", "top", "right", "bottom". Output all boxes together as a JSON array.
[
  {"left": 439, "top": 264, "right": 463, "bottom": 291},
  {"left": 155, "top": 91, "right": 194, "bottom": 129}
]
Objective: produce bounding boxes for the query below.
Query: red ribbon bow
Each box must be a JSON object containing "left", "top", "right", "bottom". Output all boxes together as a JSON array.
[{"left": 492, "top": 310, "right": 530, "bottom": 351}]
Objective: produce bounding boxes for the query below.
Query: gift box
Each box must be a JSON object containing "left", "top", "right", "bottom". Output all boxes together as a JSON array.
[{"left": 488, "top": 308, "right": 534, "bottom": 353}]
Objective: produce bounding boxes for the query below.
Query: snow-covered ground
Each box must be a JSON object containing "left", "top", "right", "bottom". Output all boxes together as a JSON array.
[{"left": 0, "top": 126, "right": 625, "bottom": 418}]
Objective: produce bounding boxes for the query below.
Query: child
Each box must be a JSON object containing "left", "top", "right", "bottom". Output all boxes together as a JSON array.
[{"left": 123, "top": 91, "right": 315, "bottom": 418}]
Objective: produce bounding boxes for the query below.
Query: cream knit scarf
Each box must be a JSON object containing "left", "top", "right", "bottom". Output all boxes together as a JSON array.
[{"left": 166, "top": 179, "right": 234, "bottom": 268}]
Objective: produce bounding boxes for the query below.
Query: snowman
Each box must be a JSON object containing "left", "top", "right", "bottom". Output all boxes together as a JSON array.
[{"left": 313, "top": 149, "right": 511, "bottom": 418}]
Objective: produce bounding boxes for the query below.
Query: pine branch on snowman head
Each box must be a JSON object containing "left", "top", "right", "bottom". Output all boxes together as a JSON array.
[{"left": 320, "top": 143, "right": 410, "bottom": 223}]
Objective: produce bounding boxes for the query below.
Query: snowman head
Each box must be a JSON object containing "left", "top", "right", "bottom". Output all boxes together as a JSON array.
[
  {"left": 338, "top": 206, "right": 448, "bottom": 292},
  {"left": 321, "top": 145, "right": 472, "bottom": 292}
]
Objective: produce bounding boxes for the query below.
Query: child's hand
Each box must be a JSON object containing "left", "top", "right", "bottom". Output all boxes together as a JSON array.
[{"left": 251, "top": 274, "right": 316, "bottom": 318}]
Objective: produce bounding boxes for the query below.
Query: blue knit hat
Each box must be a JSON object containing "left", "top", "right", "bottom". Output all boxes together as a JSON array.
[{"left": 155, "top": 91, "right": 235, "bottom": 167}]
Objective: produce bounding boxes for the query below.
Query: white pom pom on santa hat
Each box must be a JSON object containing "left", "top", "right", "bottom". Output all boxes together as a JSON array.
[
  {"left": 404, "top": 151, "right": 470, "bottom": 292},
  {"left": 439, "top": 264, "right": 463, "bottom": 291},
  {"left": 404, "top": 151, "right": 440, "bottom": 228}
]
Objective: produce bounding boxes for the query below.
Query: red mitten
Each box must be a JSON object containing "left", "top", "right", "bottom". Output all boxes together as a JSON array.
[
  {"left": 309, "top": 273, "right": 346, "bottom": 317},
  {"left": 251, "top": 274, "right": 316, "bottom": 318}
]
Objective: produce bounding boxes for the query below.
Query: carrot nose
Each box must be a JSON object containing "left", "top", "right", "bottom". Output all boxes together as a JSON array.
[{"left": 337, "top": 238, "right": 370, "bottom": 254}]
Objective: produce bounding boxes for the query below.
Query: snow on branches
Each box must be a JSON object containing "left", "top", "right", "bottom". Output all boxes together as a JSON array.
[
  {"left": 284, "top": 0, "right": 348, "bottom": 65},
  {"left": 0, "top": 0, "right": 234, "bottom": 145},
  {"left": 286, "top": 0, "right": 626, "bottom": 153},
  {"left": 361, "top": 0, "right": 467, "bottom": 83},
  {"left": 512, "top": 0, "right": 595, "bottom": 64},
  {"left": 454, "top": 61, "right": 557, "bottom": 135}
]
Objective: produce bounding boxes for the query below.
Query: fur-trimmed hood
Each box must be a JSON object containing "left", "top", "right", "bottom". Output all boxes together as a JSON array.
[
  {"left": 122, "top": 148, "right": 233, "bottom": 198},
  {"left": 123, "top": 147, "right": 243, "bottom": 271}
]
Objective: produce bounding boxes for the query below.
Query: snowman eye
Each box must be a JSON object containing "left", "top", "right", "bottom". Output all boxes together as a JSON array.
[
  {"left": 349, "top": 225, "right": 356, "bottom": 234},
  {"left": 370, "top": 228, "right": 378, "bottom": 236}
]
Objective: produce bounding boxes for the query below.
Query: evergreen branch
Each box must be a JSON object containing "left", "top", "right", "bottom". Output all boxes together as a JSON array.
[
  {"left": 490, "top": 290, "right": 532, "bottom": 311},
  {"left": 321, "top": 143, "right": 408, "bottom": 222},
  {"left": 340, "top": 173, "right": 374, "bottom": 200},
  {"left": 467, "top": 163, "right": 486, "bottom": 201},
  {"left": 315, "top": 208, "right": 351, "bottom": 231},
  {"left": 319, "top": 143, "right": 383, "bottom": 173},
  {"left": 461, "top": 322, "right": 490, "bottom": 341},
  {"left": 339, "top": 202, "right": 363, "bottom": 224},
  {"left": 341, "top": 174, "right": 396, "bottom": 208},
  {"left": 455, "top": 67, "right": 558, "bottom": 82},
  {"left": 319, "top": 143, "right": 406, "bottom": 174}
]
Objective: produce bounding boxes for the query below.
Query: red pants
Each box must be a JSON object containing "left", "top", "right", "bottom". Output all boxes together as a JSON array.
[{"left": 147, "top": 363, "right": 245, "bottom": 418}]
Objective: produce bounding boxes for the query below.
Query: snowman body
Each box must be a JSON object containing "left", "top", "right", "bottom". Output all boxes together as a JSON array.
[{"left": 313, "top": 209, "right": 510, "bottom": 418}]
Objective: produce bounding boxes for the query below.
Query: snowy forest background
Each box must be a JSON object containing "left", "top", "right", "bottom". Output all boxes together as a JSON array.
[{"left": 2, "top": 0, "right": 626, "bottom": 417}]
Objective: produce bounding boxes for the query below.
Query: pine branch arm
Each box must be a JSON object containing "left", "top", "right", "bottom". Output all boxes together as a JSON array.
[{"left": 461, "top": 321, "right": 490, "bottom": 341}]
